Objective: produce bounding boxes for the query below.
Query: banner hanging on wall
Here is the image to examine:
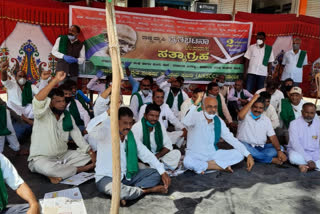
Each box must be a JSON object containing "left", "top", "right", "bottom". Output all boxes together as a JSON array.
[{"left": 71, "top": 6, "right": 252, "bottom": 82}]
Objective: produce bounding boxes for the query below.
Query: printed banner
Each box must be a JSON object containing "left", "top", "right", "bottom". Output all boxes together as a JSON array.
[{"left": 71, "top": 6, "right": 252, "bottom": 82}]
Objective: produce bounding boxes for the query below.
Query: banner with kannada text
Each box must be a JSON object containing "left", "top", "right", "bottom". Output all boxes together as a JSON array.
[{"left": 71, "top": 6, "right": 252, "bottom": 83}]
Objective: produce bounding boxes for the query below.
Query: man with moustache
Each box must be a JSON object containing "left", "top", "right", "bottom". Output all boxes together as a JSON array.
[
  {"left": 95, "top": 107, "right": 170, "bottom": 205},
  {"left": 287, "top": 103, "right": 320, "bottom": 172},
  {"left": 28, "top": 71, "right": 95, "bottom": 184},
  {"left": 237, "top": 94, "right": 287, "bottom": 165},
  {"left": 183, "top": 93, "right": 254, "bottom": 174}
]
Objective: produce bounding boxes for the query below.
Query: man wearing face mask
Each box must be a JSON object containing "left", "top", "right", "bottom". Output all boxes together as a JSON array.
[
  {"left": 280, "top": 78, "right": 294, "bottom": 98},
  {"left": 244, "top": 32, "right": 275, "bottom": 93},
  {"left": 281, "top": 37, "right": 308, "bottom": 86},
  {"left": 131, "top": 104, "right": 181, "bottom": 171},
  {"left": 237, "top": 94, "right": 287, "bottom": 165},
  {"left": 182, "top": 93, "right": 254, "bottom": 174},
  {"left": 1, "top": 60, "right": 50, "bottom": 140},
  {"left": 51, "top": 25, "right": 85, "bottom": 82},
  {"left": 260, "top": 92, "right": 280, "bottom": 130},
  {"left": 287, "top": 103, "right": 320, "bottom": 172},
  {"left": 28, "top": 71, "right": 95, "bottom": 184},
  {"left": 130, "top": 76, "right": 153, "bottom": 121},
  {"left": 160, "top": 76, "right": 189, "bottom": 120},
  {"left": 213, "top": 74, "right": 228, "bottom": 98},
  {"left": 59, "top": 84, "right": 90, "bottom": 131}
]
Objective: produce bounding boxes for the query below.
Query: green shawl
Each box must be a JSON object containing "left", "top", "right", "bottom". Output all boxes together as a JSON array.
[
  {"left": 75, "top": 93, "right": 91, "bottom": 116},
  {"left": 62, "top": 110, "right": 73, "bottom": 132},
  {"left": 216, "top": 94, "right": 225, "bottom": 120},
  {"left": 141, "top": 117, "right": 163, "bottom": 153},
  {"left": 21, "top": 81, "right": 33, "bottom": 107},
  {"left": 0, "top": 106, "right": 11, "bottom": 136},
  {"left": 69, "top": 99, "right": 84, "bottom": 126},
  {"left": 234, "top": 90, "right": 248, "bottom": 100},
  {"left": 213, "top": 116, "right": 221, "bottom": 150},
  {"left": 58, "top": 35, "right": 68, "bottom": 55},
  {"left": 297, "top": 50, "right": 307, "bottom": 68},
  {"left": 130, "top": 92, "right": 143, "bottom": 112},
  {"left": 0, "top": 168, "right": 8, "bottom": 211},
  {"left": 125, "top": 131, "right": 139, "bottom": 180},
  {"left": 166, "top": 89, "right": 184, "bottom": 111},
  {"left": 262, "top": 45, "right": 272, "bottom": 66},
  {"left": 280, "top": 98, "right": 295, "bottom": 128}
]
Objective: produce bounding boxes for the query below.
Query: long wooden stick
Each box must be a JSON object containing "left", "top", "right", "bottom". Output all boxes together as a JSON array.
[{"left": 105, "top": 1, "right": 123, "bottom": 213}]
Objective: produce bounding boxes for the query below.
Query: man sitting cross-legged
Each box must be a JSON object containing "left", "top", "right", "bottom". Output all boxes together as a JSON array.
[
  {"left": 183, "top": 93, "right": 254, "bottom": 174},
  {"left": 95, "top": 107, "right": 171, "bottom": 205},
  {"left": 131, "top": 104, "right": 181, "bottom": 171},
  {"left": 28, "top": 71, "right": 95, "bottom": 184},
  {"left": 237, "top": 94, "right": 287, "bottom": 165},
  {"left": 287, "top": 103, "right": 320, "bottom": 172}
]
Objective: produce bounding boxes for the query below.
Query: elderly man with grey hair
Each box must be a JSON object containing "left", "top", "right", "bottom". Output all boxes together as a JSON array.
[
  {"left": 182, "top": 93, "right": 254, "bottom": 174},
  {"left": 281, "top": 37, "right": 308, "bottom": 86}
]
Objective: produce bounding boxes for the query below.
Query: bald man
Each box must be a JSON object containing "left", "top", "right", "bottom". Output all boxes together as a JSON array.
[
  {"left": 182, "top": 94, "right": 254, "bottom": 174},
  {"left": 281, "top": 37, "right": 308, "bottom": 86}
]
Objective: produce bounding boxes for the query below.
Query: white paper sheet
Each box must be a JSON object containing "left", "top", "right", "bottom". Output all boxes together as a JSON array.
[{"left": 60, "top": 172, "right": 95, "bottom": 186}]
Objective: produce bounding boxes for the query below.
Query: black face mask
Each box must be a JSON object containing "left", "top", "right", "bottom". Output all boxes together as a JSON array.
[
  {"left": 51, "top": 107, "right": 64, "bottom": 115},
  {"left": 171, "top": 87, "right": 180, "bottom": 94},
  {"left": 285, "top": 85, "right": 293, "bottom": 91},
  {"left": 65, "top": 97, "right": 73, "bottom": 104}
]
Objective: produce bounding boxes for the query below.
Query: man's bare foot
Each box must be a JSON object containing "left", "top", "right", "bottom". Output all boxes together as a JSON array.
[
  {"left": 224, "top": 166, "right": 233, "bottom": 173},
  {"left": 120, "top": 200, "right": 126, "bottom": 206},
  {"left": 271, "top": 158, "right": 283, "bottom": 165},
  {"left": 201, "top": 171, "right": 205, "bottom": 175},
  {"left": 299, "top": 165, "right": 309, "bottom": 173},
  {"left": 143, "top": 185, "right": 168, "bottom": 194},
  {"left": 48, "top": 176, "right": 62, "bottom": 184}
]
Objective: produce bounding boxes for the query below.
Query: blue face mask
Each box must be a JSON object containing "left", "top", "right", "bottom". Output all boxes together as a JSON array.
[
  {"left": 146, "top": 121, "right": 156, "bottom": 127},
  {"left": 250, "top": 111, "right": 261, "bottom": 120}
]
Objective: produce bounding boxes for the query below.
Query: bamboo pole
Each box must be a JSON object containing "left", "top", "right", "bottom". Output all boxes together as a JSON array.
[{"left": 105, "top": 1, "right": 124, "bottom": 213}]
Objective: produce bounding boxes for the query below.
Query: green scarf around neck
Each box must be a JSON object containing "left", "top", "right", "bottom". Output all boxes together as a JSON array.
[
  {"left": 216, "top": 94, "right": 225, "bottom": 120},
  {"left": 280, "top": 98, "right": 295, "bottom": 128},
  {"left": 58, "top": 35, "right": 68, "bottom": 55},
  {"left": 296, "top": 50, "right": 307, "bottom": 68},
  {"left": 21, "top": 81, "right": 33, "bottom": 107},
  {"left": 125, "top": 131, "right": 139, "bottom": 180},
  {"left": 0, "top": 106, "right": 11, "bottom": 136},
  {"left": 69, "top": 99, "right": 84, "bottom": 126},
  {"left": 141, "top": 117, "right": 163, "bottom": 153},
  {"left": 166, "top": 89, "right": 184, "bottom": 111},
  {"left": 75, "top": 92, "right": 91, "bottom": 116},
  {"left": 62, "top": 110, "right": 73, "bottom": 132},
  {"left": 262, "top": 44, "right": 272, "bottom": 66},
  {"left": 213, "top": 115, "right": 221, "bottom": 150},
  {"left": 130, "top": 92, "right": 143, "bottom": 112},
  {"left": 234, "top": 90, "right": 248, "bottom": 100},
  {"left": 0, "top": 167, "right": 8, "bottom": 211}
]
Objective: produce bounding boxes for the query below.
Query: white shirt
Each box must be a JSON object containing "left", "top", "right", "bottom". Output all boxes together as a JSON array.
[
  {"left": 244, "top": 44, "right": 275, "bottom": 76},
  {"left": 130, "top": 91, "right": 153, "bottom": 121},
  {"left": 1, "top": 79, "right": 48, "bottom": 117},
  {"left": 180, "top": 98, "right": 193, "bottom": 120},
  {"left": 94, "top": 117, "right": 165, "bottom": 182},
  {"left": 281, "top": 49, "right": 308, "bottom": 83},
  {"left": 138, "top": 103, "right": 184, "bottom": 130},
  {"left": 66, "top": 99, "right": 90, "bottom": 127},
  {"left": 182, "top": 105, "right": 250, "bottom": 158},
  {"left": 93, "top": 96, "right": 110, "bottom": 117},
  {"left": 29, "top": 97, "right": 90, "bottom": 161},
  {"left": 263, "top": 104, "right": 280, "bottom": 129},
  {"left": 160, "top": 81, "right": 189, "bottom": 120},
  {"left": 51, "top": 37, "right": 85, "bottom": 65},
  {"left": 227, "top": 88, "right": 253, "bottom": 108},
  {"left": 256, "top": 88, "right": 284, "bottom": 112},
  {"left": 131, "top": 119, "right": 173, "bottom": 154},
  {"left": 0, "top": 153, "right": 24, "bottom": 190},
  {"left": 237, "top": 112, "right": 275, "bottom": 147},
  {"left": 86, "top": 76, "right": 106, "bottom": 95}
]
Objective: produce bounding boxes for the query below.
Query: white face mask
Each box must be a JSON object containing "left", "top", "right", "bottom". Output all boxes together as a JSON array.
[
  {"left": 217, "top": 82, "right": 224, "bottom": 87},
  {"left": 18, "top": 78, "right": 26, "bottom": 86},
  {"left": 257, "top": 39, "right": 263, "bottom": 45},
  {"left": 204, "top": 111, "right": 215, "bottom": 120},
  {"left": 68, "top": 35, "right": 76, "bottom": 41},
  {"left": 142, "top": 89, "right": 151, "bottom": 96}
]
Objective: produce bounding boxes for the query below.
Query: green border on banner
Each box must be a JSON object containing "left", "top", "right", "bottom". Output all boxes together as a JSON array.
[{"left": 89, "top": 56, "right": 243, "bottom": 74}]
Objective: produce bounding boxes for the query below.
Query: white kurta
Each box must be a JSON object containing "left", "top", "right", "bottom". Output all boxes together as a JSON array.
[
  {"left": 278, "top": 99, "right": 305, "bottom": 128},
  {"left": 51, "top": 37, "right": 85, "bottom": 64},
  {"left": 130, "top": 91, "right": 152, "bottom": 121},
  {"left": 0, "top": 109, "right": 20, "bottom": 153},
  {"left": 93, "top": 95, "right": 110, "bottom": 117},
  {"left": 281, "top": 49, "right": 308, "bottom": 83},
  {"left": 182, "top": 105, "right": 250, "bottom": 173},
  {"left": 263, "top": 104, "right": 280, "bottom": 129},
  {"left": 256, "top": 88, "right": 284, "bottom": 112},
  {"left": 0, "top": 153, "right": 24, "bottom": 190},
  {"left": 66, "top": 99, "right": 90, "bottom": 127}
]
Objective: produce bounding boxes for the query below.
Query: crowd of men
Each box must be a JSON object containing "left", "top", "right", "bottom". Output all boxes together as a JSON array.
[{"left": 0, "top": 25, "right": 318, "bottom": 213}]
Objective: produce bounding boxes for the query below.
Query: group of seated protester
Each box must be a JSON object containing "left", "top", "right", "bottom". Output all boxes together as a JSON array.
[{"left": 0, "top": 59, "right": 319, "bottom": 210}]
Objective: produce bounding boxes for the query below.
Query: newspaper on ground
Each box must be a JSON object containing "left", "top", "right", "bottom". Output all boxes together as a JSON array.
[{"left": 60, "top": 172, "right": 95, "bottom": 186}]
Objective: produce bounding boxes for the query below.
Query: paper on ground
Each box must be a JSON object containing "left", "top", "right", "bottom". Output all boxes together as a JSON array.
[
  {"left": 42, "top": 187, "right": 87, "bottom": 214},
  {"left": 60, "top": 172, "right": 95, "bottom": 186}
]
